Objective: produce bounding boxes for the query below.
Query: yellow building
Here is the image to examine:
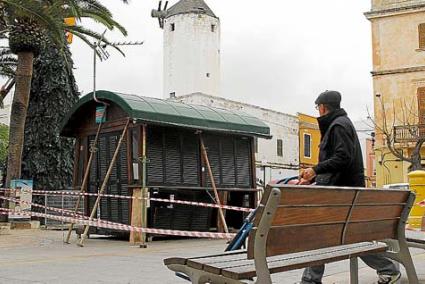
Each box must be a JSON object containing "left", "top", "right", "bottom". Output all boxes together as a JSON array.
[
  {"left": 298, "top": 113, "right": 320, "bottom": 170},
  {"left": 365, "top": 0, "right": 425, "bottom": 187}
]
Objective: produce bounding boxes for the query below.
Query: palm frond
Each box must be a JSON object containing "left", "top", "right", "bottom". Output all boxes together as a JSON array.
[
  {"left": 2, "top": 0, "right": 128, "bottom": 55},
  {"left": 0, "top": 47, "right": 16, "bottom": 78}
]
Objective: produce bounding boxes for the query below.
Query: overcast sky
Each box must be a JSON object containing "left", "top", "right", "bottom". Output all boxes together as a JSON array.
[{"left": 69, "top": 0, "right": 373, "bottom": 121}]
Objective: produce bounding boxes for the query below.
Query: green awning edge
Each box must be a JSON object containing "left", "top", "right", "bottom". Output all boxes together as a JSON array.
[{"left": 60, "top": 90, "right": 272, "bottom": 139}]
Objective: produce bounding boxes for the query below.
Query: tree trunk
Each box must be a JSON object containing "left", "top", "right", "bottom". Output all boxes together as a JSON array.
[
  {"left": 0, "top": 52, "right": 33, "bottom": 222},
  {"left": 5, "top": 52, "right": 34, "bottom": 186},
  {"left": 410, "top": 139, "right": 425, "bottom": 171}
]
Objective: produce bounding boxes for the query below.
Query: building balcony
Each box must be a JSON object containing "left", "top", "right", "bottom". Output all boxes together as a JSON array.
[{"left": 393, "top": 124, "right": 425, "bottom": 143}]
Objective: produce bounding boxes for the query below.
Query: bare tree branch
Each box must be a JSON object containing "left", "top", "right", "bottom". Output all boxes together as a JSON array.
[{"left": 370, "top": 95, "right": 418, "bottom": 168}]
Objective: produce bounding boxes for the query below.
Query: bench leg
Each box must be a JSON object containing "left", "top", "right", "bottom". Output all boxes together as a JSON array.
[
  {"left": 382, "top": 242, "right": 419, "bottom": 284},
  {"left": 166, "top": 264, "right": 246, "bottom": 284},
  {"left": 397, "top": 242, "right": 419, "bottom": 284},
  {"left": 350, "top": 257, "right": 359, "bottom": 284}
]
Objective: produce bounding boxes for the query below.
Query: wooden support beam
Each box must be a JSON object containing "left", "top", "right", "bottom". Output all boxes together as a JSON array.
[
  {"left": 130, "top": 124, "right": 148, "bottom": 247},
  {"left": 65, "top": 115, "right": 104, "bottom": 244},
  {"left": 217, "top": 191, "right": 228, "bottom": 233},
  {"left": 199, "top": 134, "right": 229, "bottom": 234},
  {"left": 78, "top": 119, "right": 131, "bottom": 247},
  {"left": 130, "top": 188, "right": 143, "bottom": 244}
]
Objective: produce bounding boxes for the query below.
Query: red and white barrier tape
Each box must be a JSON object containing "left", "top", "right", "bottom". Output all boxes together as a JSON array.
[
  {"left": 1, "top": 195, "right": 237, "bottom": 239},
  {"left": 2, "top": 195, "right": 161, "bottom": 231},
  {"left": 0, "top": 188, "right": 254, "bottom": 213},
  {"left": 0, "top": 207, "right": 236, "bottom": 239},
  {"left": 0, "top": 195, "right": 87, "bottom": 220}
]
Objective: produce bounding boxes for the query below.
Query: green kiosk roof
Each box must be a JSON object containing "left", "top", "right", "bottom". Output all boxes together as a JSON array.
[{"left": 61, "top": 91, "right": 271, "bottom": 138}]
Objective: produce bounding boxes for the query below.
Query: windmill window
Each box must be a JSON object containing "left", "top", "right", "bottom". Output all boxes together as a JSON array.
[
  {"left": 170, "top": 23, "right": 175, "bottom": 31},
  {"left": 211, "top": 24, "right": 216, "bottom": 32},
  {"left": 277, "top": 139, "right": 283, "bottom": 157},
  {"left": 170, "top": 92, "right": 176, "bottom": 98},
  {"left": 206, "top": 73, "right": 210, "bottom": 78}
]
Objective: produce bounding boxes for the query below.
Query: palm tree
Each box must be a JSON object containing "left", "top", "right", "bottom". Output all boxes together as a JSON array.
[{"left": 0, "top": 0, "right": 128, "bottom": 189}]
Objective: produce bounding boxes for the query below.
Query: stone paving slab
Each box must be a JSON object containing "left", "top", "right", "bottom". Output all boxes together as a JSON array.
[{"left": 0, "top": 229, "right": 425, "bottom": 283}]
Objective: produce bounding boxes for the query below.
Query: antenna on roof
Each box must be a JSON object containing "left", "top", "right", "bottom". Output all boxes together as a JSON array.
[
  {"left": 151, "top": 0, "right": 169, "bottom": 29},
  {"left": 92, "top": 31, "right": 144, "bottom": 104}
]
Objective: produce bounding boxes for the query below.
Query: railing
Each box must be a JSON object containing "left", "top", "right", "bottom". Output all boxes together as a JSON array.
[
  {"left": 394, "top": 124, "right": 425, "bottom": 143},
  {"left": 43, "top": 191, "right": 83, "bottom": 229}
]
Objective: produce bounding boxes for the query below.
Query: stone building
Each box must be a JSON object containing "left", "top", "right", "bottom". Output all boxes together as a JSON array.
[
  {"left": 173, "top": 93, "right": 299, "bottom": 184},
  {"left": 365, "top": 0, "right": 425, "bottom": 186},
  {"left": 152, "top": 0, "right": 300, "bottom": 184}
]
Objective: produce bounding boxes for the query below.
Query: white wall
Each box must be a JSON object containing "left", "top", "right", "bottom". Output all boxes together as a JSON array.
[
  {"left": 0, "top": 104, "right": 11, "bottom": 126},
  {"left": 163, "top": 13, "right": 220, "bottom": 99},
  {"left": 174, "top": 93, "right": 300, "bottom": 184}
]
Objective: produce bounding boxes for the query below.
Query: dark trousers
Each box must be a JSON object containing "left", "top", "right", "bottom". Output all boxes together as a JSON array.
[{"left": 301, "top": 254, "right": 399, "bottom": 283}]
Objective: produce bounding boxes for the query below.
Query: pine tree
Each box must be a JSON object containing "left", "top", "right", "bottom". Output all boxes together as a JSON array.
[{"left": 21, "top": 42, "right": 78, "bottom": 191}]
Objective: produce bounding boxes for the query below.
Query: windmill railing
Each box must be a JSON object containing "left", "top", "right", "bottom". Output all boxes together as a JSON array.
[{"left": 393, "top": 124, "right": 425, "bottom": 143}]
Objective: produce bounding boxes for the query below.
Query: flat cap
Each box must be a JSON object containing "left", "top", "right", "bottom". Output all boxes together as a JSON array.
[{"left": 315, "top": 90, "right": 342, "bottom": 105}]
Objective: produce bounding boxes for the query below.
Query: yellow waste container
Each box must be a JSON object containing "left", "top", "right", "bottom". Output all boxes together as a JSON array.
[{"left": 408, "top": 170, "right": 425, "bottom": 230}]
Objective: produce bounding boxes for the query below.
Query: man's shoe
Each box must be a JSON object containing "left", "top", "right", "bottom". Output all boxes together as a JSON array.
[{"left": 377, "top": 272, "right": 401, "bottom": 284}]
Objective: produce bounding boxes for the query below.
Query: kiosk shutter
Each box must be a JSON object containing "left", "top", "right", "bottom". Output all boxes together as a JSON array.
[
  {"left": 147, "top": 127, "right": 200, "bottom": 186},
  {"left": 235, "top": 138, "right": 251, "bottom": 187},
  {"left": 165, "top": 131, "right": 182, "bottom": 184},
  {"left": 87, "top": 132, "right": 130, "bottom": 225},
  {"left": 204, "top": 135, "right": 252, "bottom": 188},
  {"left": 147, "top": 128, "right": 165, "bottom": 184}
]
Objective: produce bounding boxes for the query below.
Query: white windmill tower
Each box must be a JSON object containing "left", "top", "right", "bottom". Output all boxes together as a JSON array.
[{"left": 152, "top": 0, "right": 221, "bottom": 99}]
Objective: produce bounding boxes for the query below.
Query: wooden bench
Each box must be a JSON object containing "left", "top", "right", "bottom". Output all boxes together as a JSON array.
[{"left": 164, "top": 185, "right": 419, "bottom": 284}]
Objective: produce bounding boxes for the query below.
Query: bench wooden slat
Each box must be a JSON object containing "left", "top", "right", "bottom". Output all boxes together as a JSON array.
[
  {"left": 186, "top": 252, "right": 247, "bottom": 272},
  {"left": 279, "top": 187, "right": 356, "bottom": 206},
  {"left": 350, "top": 205, "right": 404, "bottom": 222},
  {"left": 164, "top": 250, "right": 245, "bottom": 267},
  {"left": 272, "top": 206, "right": 350, "bottom": 226},
  {"left": 356, "top": 190, "right": 409, "bottom": 204},
  {"left": 248, "top": 223, "right": 344, "bottom": 258},
  {"left": 344, "top": 219, "right": 398, "bottom": 244},
  {"left": 220, "top": 242, "right": 388, "bottom": 280}
]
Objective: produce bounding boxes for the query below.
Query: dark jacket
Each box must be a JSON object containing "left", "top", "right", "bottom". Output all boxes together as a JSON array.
[{"left": 313, "top": 108, "right": 365, "bottom": 187}]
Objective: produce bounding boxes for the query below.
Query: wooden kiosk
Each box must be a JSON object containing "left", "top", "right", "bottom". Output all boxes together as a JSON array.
[{"left": 60, "top": 91, "right": 271, "bottom": 239}]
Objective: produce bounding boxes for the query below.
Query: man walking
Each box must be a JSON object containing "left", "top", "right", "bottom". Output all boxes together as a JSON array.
[{"left": 299, "top": 90, "right": 401, "bottom": 284}]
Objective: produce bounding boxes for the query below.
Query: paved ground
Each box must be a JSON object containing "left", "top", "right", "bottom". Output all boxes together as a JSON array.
[{"left": 1, "top": 229, "right": 425, "bottom": 283}]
